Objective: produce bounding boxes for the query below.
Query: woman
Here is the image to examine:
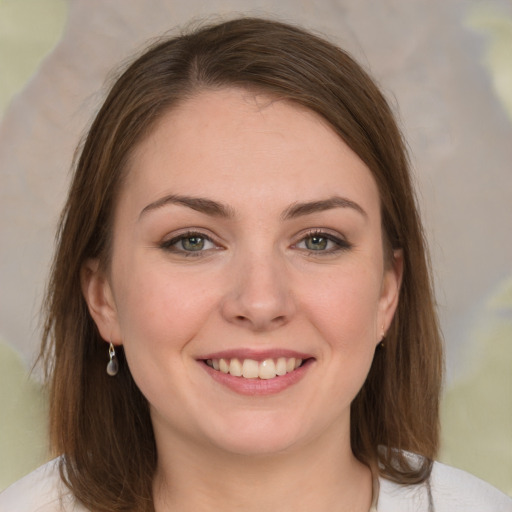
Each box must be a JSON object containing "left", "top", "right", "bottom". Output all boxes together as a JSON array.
[{"left": 1, "top": 17, "right": 510, "bottom": 512}]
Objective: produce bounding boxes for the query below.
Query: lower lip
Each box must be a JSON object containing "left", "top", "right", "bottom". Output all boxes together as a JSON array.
[{"left": 200, "top": 359, "right": 313, "bottom": 396}]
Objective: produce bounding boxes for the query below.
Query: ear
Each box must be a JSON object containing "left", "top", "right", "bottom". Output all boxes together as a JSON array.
[
  {"left": 81, "top": 258, "right": 122, "bottom": 345},
  {"left": 377, "top": 249, "right": 403, "bottom": 341}
]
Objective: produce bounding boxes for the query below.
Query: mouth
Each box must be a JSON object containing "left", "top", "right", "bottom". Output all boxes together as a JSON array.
[{"left": 203, "top": 356, "right": 307, "bottom": 380}]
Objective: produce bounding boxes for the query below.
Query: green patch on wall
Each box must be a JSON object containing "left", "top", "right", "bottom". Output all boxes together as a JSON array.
[
  {"left": 0, "top": 0, "right": 68, "bottom": 115},
  {"left": 0, "top": 340, "right": 48, "bottom": 491},
  {"left": 439, "top": 6, "right": 512, "bottom": 497},
  {"left": 466, "top": 4, "right": 512, "bottom": 121},
  {"left": 441, "top": 276, "right": 512, "bottom": 496}
]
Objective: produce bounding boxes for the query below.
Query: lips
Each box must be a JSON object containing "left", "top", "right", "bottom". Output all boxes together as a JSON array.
[
  {"left": 205, "top": 356, "right": 303, "bottom": 380},
  {"left": 198, "top": 350, "right": 313, "bottom": 395}
]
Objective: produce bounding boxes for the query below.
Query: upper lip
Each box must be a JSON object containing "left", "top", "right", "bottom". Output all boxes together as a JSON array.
[{"left": 198, "top": 348, "right": 314, "bottom": 361}]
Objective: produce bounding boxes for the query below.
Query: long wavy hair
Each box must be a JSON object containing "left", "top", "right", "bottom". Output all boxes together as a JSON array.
[{"left": 40, "top": 17, "right": 443, "bottom": 511}]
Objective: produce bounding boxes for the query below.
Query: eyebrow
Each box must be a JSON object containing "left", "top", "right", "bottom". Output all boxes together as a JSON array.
[
  {"left": 139, "top": 194, "right": 235, "bottom": 220},
  {"left": 281, "top": 196, "right": 367, "bottom": 220},
  {"left": 139, "top": 193, "right": 367, "bottom": 221}
]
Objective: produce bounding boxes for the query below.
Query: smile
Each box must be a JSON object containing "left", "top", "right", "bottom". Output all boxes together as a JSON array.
[{"left": 205, "top": 357, "right": 303, "bottom": 380}]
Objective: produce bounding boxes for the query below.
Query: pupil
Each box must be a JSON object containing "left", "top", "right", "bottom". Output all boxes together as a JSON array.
[
  {"left": 306, "top": 236, "right": 327, "bottom": 250},
  {"left": 182, "top": 237, "right": 204, "bottom": 251}
]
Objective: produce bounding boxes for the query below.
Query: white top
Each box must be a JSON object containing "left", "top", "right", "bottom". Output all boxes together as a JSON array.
[{"left": 1, "top": 458, "right": 511, "bottom": 512}]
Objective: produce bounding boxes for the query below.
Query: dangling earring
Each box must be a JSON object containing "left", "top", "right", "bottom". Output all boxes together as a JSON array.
[{"left": 106, "top": 342, "right": 119, "bottom": 376}]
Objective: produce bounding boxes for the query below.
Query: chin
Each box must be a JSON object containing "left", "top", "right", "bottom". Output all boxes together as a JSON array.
[
  {"left": 202, "top": 413, "right": 310, "bottom": 457},
  {"left": 214, "top": 434, "right": 300, "bottom": 458}
]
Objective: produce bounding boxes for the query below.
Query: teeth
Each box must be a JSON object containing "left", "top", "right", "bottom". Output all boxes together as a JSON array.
[
  {"left": 259, "top": 359, "right": 276, "bottom": 380},
  {"left": 219, "top": 358, "right": 229, "bottom": 373},
  {"left": 206, "top": 357, "right": 303, "bottom": 379},
  {"left": 275, "top": 357, "right": 287, "bottom": 376},
  {"left": 242, "top": 359, "right": 259, "bottom": 378},
  {"left": 230, "top": 358, "right": 242, "bottom": 377}
]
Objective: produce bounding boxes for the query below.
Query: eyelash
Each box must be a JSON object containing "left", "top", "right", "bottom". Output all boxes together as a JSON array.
[
  {"left": 294, "top": 230, "right": 352, "bottom": 255},
  {"left": 160, "top": 231, "right": 220, "bottom": 256},
  {"left": 159, "top": 229, "right": 352, "bottom": 257}
]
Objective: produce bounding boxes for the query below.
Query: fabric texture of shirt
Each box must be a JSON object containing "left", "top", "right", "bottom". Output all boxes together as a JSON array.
[{"left": 1, "top": 457, "right": 511, "bottom": 511}]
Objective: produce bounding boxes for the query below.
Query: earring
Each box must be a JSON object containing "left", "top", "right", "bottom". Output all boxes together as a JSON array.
[
  {"left": 379, "top": 325, "right": 386, "bottom": 348},
  {"left": 106, "top": 342, "right": 119, "bottom": 376}
]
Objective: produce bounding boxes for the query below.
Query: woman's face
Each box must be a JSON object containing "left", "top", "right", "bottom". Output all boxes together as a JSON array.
[{"left": 84, "top": 88, "right": 402, "bottom": 457}]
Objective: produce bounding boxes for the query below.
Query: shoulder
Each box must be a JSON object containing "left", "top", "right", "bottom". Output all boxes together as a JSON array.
[
  {"left": 378, "top": 460, "right": 512, "bottom": 512},
  {"left": 428, "top": 462, "right": 512, "bottom": 511},
  {"left": 0, "top": 458, "right": 88, "bottom": 512}
]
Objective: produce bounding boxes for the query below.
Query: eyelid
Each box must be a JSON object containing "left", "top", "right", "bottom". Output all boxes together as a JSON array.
[
  {"left": 159, "top": 227, "right": 351, "bottom": 255},
  {"left": 292, "top": 228, "right": 352, "bottom": 253},
  {"left": 160, "top": 229, "right": 224, "bottom": 254}
]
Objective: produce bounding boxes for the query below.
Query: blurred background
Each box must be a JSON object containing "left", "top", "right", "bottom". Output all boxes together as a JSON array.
[{"left": 0, "top": 0, "right": 511, "bottom": 495}]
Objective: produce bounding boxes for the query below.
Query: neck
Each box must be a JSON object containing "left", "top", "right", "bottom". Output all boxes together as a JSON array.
[{"left": 153, "top": 425, "right": 373, "bottom": 512}]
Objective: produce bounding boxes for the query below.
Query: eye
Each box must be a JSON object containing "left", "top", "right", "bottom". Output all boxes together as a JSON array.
[
  {"left": 294, "top": 231, "right": 351, "bottom": 253},
  {"left": 161, "top": 231, "right": 218, "bottom": 254},
  {"left": 303, "top": 235, "right": 331, "bottom": 251}
]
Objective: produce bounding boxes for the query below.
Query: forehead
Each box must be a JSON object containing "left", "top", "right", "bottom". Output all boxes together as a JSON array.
[{"left": 121, "top": 87, "right": 380, "bottom": 218}]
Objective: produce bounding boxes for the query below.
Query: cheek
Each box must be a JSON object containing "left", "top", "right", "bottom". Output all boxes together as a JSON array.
[
  {"left": 111, "top": 253, "right": 228, "bottom": 372},
  {"left": 115, "top": 267, "right": 211, "bottom": 347},
  {"left": 302, "top": 264, "right": 382, "bottom": 350},
  {"left": 306, "top": 268, "right": 382, "bottom": 402},
  {"left": 111, "top": 264, "right": 218, "bottom": 401}
]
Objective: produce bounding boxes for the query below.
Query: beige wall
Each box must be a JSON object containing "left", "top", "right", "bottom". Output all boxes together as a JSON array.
[{"left": 1, "top": 0, "right": 511, "bottom": 494}]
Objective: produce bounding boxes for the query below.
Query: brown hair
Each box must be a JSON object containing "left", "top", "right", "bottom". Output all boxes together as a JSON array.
[{"left": 41, "top": 16, "right": 443, "bottom": 511}]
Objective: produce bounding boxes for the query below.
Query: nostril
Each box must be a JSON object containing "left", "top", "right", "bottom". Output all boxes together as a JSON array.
[{"left": 235, "top": 314, "right": 286, "bottom": 323}]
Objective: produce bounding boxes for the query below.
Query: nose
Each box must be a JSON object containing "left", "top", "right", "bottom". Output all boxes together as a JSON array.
[{"left": 220, "top": 250, "right": 296, "bottom": 332}]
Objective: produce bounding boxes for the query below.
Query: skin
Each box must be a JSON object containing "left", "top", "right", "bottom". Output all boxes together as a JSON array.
[{"left": 82, "top": 88, "right": 403, "bottom": 512}]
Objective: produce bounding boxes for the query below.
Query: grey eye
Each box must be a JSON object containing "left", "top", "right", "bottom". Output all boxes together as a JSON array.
[
  {"left": 181, "top": 236, "right": 206, "bottom": 251},
  {"left": 161, "top": 233, "right": 217, "bottom": 253},
  {"left": 295, "top": 232, "right": 351, "bottom": 253},
  {"left": 304, "top": 235, "right": 329, "bottom": 251}
]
